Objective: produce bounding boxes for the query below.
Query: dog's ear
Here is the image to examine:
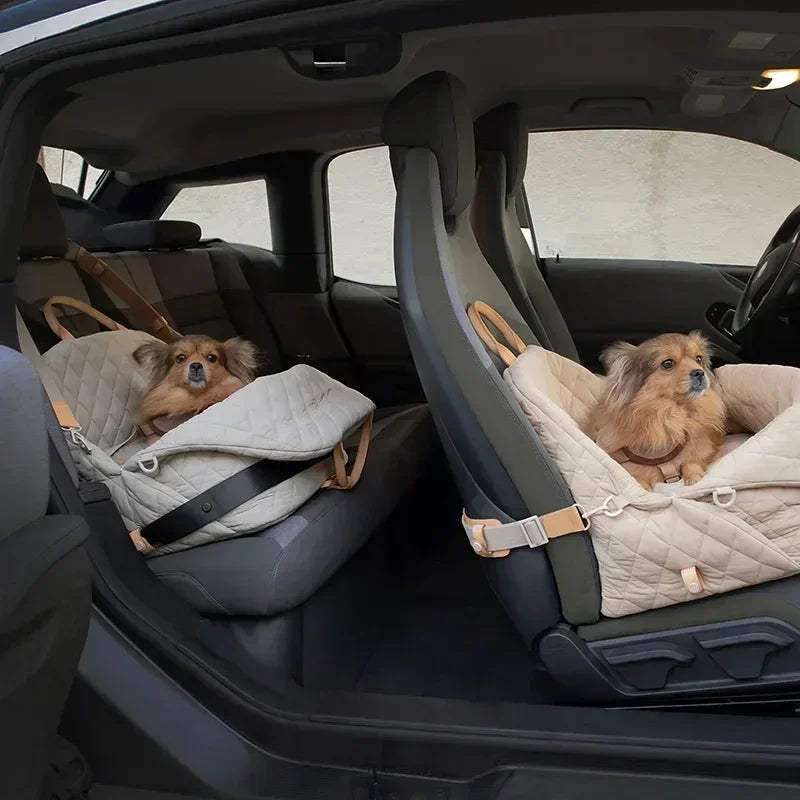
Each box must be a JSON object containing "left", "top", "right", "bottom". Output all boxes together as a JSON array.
[
  {"left": 688, "top": 329, "right": 714, "bottom": 368},
  {"left": 222, "top": 337, "right": 259, "bottom": 383},
  {"left": 133, "top": 340, "right": 170, "bottom": 380},
  {"left": 600, "top": 341, "right": 644, "bottom": 406}
]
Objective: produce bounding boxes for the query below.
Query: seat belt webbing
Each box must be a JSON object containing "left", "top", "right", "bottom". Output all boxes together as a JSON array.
[{"left": 140, "top": 457, "right": 318, "bottom": 546}]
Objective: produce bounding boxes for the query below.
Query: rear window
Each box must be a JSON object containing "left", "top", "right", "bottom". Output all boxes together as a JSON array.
[
  {"left": 163, "top": 180, "right": 272, "bottom": 249},
  {"left": 39, "top": 146, "right": 104, "bottom": 199}
]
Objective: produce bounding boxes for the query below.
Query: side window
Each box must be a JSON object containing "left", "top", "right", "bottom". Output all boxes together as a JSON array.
[
  {"left": 524, "top": 130, "right": 800, "bottom": 265},
  {"left": 39, "top": 146, "right": 104, "bottom": 198},
  {"left": 328, "top": 147, "right": 396, "bottom": 285},
  {"left": 163, "top": 180, "right": 271, "bottom": 249}
]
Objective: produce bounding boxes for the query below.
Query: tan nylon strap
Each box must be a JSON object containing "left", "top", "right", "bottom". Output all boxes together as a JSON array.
[
  {"left": 467, "top": 301, "right": 526, "bottom": 367},
  {"left": 42, "top": 295, "right": 128, "bottom": 341},
  {"left": 65, "top": 240, "right": 181, "bottom": 343},
  {"left": 462, "top": 505, "right": 589, "bottom": 557},
  {"left": 322, "top": 412, "right": 373, "bottom": 491}
]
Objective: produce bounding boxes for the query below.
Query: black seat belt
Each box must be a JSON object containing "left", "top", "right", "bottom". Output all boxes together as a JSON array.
[{"left": 140, "top": 458, "right": 316, "bottom": 546}]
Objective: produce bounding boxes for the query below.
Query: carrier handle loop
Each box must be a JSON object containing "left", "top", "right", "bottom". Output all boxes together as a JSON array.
[
  {"left": 323, "top": 412, "right": 374, "bottom": 491},
  {"left": 42, "top": 296, "right": 128, "bottom": 341},
  {"left": 467, "top": 301, "right": 526, "bottom": 367}
]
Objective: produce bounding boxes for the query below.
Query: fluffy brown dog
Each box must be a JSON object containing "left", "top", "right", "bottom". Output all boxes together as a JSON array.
[
  {"left": 584, "top": 332, "right": 725, "bottom": 490},
  {"left": 133, "top": 335, "right": 258, "bottom": 436}
]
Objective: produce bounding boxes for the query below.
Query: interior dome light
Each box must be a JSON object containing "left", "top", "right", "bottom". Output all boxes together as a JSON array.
[{"left": 752, "top": 68, "right": 800, "bottom": 90}]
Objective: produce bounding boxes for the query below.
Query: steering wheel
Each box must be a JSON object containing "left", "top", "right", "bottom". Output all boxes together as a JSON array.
[{"left": 731, "top": 204, "right": 800, "bottom": 337}]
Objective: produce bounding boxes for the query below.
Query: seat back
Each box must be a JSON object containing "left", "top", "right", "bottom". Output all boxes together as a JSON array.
[
  {"left": 0, "top": 345, "right": 90, "bottom": 799},
  {"left": 16, "top": 166, "right": 282, "bottom": 370},
  {"left": 473, "top": 104, "right": 580, "bottom": 362},
  {"left": 382, "top": 73, "right": 601, "bottom": 637}
]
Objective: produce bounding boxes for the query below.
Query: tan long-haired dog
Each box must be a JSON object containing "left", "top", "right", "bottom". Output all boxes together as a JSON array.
[
  {"left": 133, "top": 335, "right": 258, "bottom": 439},
  {"left": 584, "top": 332, "right": 725, "bottom": 490}
]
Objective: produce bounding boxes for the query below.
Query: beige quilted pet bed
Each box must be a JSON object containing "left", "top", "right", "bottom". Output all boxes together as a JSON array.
[
  {"left": 466, "top": 305, "right": 800, "bottom": 618},
  {"left": 462, "top": 301, "right": 800, "bottom": 617}
]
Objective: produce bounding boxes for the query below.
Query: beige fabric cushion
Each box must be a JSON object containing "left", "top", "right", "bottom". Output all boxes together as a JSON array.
[{"left": 505, "top": 346, "right": 800, "bottom": 617}]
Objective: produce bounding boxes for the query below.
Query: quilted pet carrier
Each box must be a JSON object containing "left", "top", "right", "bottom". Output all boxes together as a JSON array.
[
  {"left": 18, "top": 317, "right": 375, "bottom": 556},
  {"left": 463, "top": 301, "right": 800, "bottom": 619}
]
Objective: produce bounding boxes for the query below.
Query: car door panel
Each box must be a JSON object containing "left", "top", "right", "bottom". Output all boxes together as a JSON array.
[
  {"left": 545, "top": 258, "right": 744, "bottom": 370},
  {"left": 330, "top": 280, "right": 424, "bottom": 407}
]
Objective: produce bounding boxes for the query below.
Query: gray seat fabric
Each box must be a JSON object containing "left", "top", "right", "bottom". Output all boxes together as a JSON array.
[
  {"left": 383, "top": 71, "right": 601, "bottom": 637},
  {"left": 473, "top": 104, "right": 580, "bottom": 362},
  {"left": 0, "top": 346, "right": 90, "bottom": 798},
  {"left": 149, "top": 405, "right": 433, "bottom": 615},
  {"left": 17, "top": 166, "right": 282, "bottom": 370},
  {"left": 16, "top": 165, "right": 435, "bottom": 618}
]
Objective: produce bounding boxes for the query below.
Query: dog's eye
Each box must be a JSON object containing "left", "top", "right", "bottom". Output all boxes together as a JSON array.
[
  {"left": 696, "top": 355, "right": 704, "bottom": 364},
  {"left": 176, "top": 354, "right": 186, "bottom": 363},
  {"left": 206, "top": 354, "right": 217, "bottom": 363},
  {"left": 661, "top": 359, "right": 675, "bottom": 370}
]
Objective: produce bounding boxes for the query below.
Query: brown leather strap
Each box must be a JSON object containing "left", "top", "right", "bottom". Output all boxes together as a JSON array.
[
  {"left": 467, "top": 301, "right": 526, "bottom": 367},
  {"left": 51, "top": 400, "right": 81, "bottom": 430},
  {"left": 681, "top": 566, "right": 705, "bottom": 595},
  {"left": 65, "top": 240, "right": 181, "bottom": 343},
  {"left": 539, "top": 505, "right": 589, "bottom": 538},
  {"left": 323, "top": 412, "right": 373, "bottom": 491},
  {"left": 42, "top": 295, "right": 128, "bottom": 341}
]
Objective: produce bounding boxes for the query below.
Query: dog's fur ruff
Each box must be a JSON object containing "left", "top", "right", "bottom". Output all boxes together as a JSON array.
[
  {"left": 133, "top": 335, "right": 258, "bottom": 432},
  {"left": 584, "top": 332, "right": 726, "bottom": 490}
]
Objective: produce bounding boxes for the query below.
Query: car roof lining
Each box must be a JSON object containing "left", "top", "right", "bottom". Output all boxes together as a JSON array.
[{"left": 41, "top": 12, "right": 800, "bottom": 181}]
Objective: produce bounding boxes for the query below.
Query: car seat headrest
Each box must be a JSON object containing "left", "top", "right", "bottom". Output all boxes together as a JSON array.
[
  {"left": 474, "top": 104, "right": 528, "bottom": 198},
  {"left": 103, "top": 220, "right": 202, "bottom": 251},
  {"left": 20, "top": 164, "right": 68, "bottom": 260},
  {"left": 382, "top": 71, "right": 475, "bottom": 217}
]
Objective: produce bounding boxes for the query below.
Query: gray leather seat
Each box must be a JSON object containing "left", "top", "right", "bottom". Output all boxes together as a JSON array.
[
  {"left": 16, "top": 166, "right": 435, "bottom": 618},
  {"left": 383, "top": 71, "right": 800, "bottom": 704},
  {"left": 473, "top": 104, "right": 579, "bottom": 362},
  {"left": 0, "top": 346, "right": 90, "bottom": 798}
]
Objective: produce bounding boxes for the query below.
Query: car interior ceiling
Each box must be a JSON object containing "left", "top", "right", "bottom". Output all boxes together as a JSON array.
[{"left": 12, "top": 10, "right": 800, "bottom": 722}]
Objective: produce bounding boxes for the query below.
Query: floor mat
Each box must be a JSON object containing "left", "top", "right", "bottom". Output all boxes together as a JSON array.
[{"left": 353, "top": 604, "right": 541, "bottom": 702}]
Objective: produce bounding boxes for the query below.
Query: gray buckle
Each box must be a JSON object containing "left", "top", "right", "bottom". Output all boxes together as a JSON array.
[{"left": 520, "top": 515, "right": 549, "bottom": 548}]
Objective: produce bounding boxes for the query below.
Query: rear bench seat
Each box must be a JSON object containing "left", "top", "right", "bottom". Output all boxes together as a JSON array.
[{"left": 16, "top": 165, "right": 434, "bottom": 617}]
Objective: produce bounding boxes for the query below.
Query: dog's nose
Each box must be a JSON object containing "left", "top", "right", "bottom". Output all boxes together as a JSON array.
[
  {"left": 189, "top": 361, "right": 204, "bottom": 375},
  {"left": 690, "top": 369, "right": 705, "bottom": 380}
]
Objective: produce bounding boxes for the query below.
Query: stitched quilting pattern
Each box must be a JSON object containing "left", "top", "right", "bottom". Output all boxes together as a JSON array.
[
  {"left": 55, "top": 346, "right": 376, "bottom": 554},
  {"left": 507, "top": 346, "right": 800, "bottom": 617}
]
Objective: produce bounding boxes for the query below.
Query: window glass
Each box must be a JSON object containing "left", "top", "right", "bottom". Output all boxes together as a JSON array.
[
  {"left": 525, "top": 130, "right": 800, "bottom": 264},
  {"left": 39, "top": 146, "right": 104, "bottom": 198},
  {"left": 163, "top": 180, "right": 271, "bottom": 249},
  {"left": 328, "top": 147, "right": 396, "bottom": 285}
]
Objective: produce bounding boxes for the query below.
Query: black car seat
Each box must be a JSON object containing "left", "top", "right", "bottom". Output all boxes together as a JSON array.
[
  {"left": 14, "top": 165, "right": 436, "bottom": 677},
  {"left": 472, "top": 104, "right": 579, "bottom": 362},
  {"left": 0, "top": 345, "right": 91, "bottom": 798},
  {"left": 383, "top": 71, "right": 800, "bottom": 704}
]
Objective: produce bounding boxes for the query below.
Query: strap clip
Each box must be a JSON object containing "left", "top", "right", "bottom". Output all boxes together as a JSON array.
[
  {"left": 64, "top": 426, "right": 91, "bottom": 453},
  {"left": 585, "top": 494, "right": 626, "bottom": 519},
  {"left": 712, "top": 487, "right": 737, "bottom": 509}
]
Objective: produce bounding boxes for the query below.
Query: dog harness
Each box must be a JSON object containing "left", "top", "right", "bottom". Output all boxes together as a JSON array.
[{"left": 617, "top": 443, "right": 685, "bottom": 483}]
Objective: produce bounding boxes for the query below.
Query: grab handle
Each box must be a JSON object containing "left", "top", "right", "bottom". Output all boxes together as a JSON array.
[{"left": 467, "top": 301, "right": 526, "bottom": 367}]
